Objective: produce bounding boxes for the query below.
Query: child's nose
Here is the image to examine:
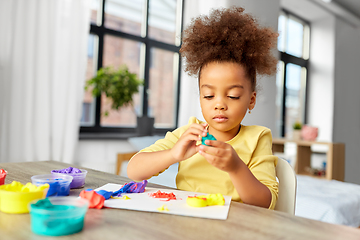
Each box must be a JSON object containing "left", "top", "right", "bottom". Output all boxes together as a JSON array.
[{"left": 214, "top": 99, "right": 227, "bottom": 110}]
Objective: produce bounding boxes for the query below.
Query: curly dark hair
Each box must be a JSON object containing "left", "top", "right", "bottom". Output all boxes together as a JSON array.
[{"left": 180, "top": 7, "right": 278, "bottom": 91}]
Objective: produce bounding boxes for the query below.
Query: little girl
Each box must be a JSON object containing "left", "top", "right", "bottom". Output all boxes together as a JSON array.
[{"left": 127, "top": 7, "right": 279, "bottom": 209}]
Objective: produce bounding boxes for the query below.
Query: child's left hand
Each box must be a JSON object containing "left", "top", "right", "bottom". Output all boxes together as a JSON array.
[{"left": 198, "top": 140, "right": 243, "bottom": 173}]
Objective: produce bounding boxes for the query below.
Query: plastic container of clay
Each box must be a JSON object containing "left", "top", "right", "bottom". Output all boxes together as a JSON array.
[
  {"left": 31, "top": 174, "right": 73, "bottom": 197},
  {"left": 0, "top": 181, "right": 49, "bottom": 214},
  {"left": 29, "top": 197, "right": 89, "bottom": 236},
  {"left": 51, "top": 168, "right": 87, "bottom": 189}
]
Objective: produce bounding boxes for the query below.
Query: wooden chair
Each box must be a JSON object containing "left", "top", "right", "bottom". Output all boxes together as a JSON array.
[
  {"left": 116, "top": 152, "right": 137, "bottom": 175},
  {"left": 274, "top": 157, "right": 297, "bottom": 214}
]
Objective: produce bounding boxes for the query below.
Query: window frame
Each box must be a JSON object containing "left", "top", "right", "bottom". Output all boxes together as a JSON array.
[
  {"left": 278, "top": 9, "right": 310, "bottom": 137},
  {"left": 80, "top": 0, "right": 185, "bottom": 138}
]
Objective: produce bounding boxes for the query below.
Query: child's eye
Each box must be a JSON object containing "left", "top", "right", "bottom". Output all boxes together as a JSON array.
[
  {"left": 204, "top": 96, "right": 214, "bottom": 99},
  {"left": 228, "top": 96, "right": 240, "bottom": 99}
]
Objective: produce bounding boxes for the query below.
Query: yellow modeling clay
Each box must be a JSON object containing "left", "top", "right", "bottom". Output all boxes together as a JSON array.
[
  {"left": 157, "top": 204, "right": 169, "bottom": 212},
  {"left": 0, "top": 181, "right": 49, "bottom": 192},
  {"left": 111, "top": 195, "right": 130, "bottom": 200},
  {"left": 186, "top": 193, "right": 225, "bottom": 207}
]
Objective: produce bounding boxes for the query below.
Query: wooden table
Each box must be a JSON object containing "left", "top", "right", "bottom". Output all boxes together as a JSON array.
[{"left": 0, "top": 161, "right": 359, "bottom": 240}]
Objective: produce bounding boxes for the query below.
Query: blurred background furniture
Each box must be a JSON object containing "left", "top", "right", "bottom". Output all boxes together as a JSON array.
[{"left": 272, "top": 138, "right": 345, "bottom": 181}]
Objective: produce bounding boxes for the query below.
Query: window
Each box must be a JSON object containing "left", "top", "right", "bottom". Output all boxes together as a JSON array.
[
  {"left": 276, "top": 10, "right": 310, "bottom": 138},
  {"left": 81, "top": 0, "right": 184, "bottom": 137}
]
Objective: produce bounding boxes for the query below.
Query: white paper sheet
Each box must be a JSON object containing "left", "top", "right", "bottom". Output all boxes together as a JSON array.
[{"left": 95, "top": 183, "right": 232, "bottom": 220}]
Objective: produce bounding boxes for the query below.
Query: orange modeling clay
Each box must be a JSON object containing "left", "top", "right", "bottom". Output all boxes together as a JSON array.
[
  {"left": 149, "top": 190, "right": 176, "bottom": 201},
  {"left": 79, "top": 190, "right": 105, "bottom": 209},
  {"left": 186, "top": 193, "right": 225, "bottom": 207}
]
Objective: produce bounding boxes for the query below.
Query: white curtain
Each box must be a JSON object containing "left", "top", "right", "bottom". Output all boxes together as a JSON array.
[{"left": 0, "top": 0, "right": 90, "bottom": 163}]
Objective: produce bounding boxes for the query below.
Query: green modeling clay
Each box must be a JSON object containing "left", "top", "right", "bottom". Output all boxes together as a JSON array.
[{"left": 201, "top": 133, "right": 216, "bottom": 146}]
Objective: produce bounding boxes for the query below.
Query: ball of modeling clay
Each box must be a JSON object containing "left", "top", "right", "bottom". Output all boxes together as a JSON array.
[{"left": 201, "top": 133, "right": 216, "bottom": 146}]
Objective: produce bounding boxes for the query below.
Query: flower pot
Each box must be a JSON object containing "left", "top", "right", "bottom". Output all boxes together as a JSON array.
[
  {"left": 292, "top": 130, "right": 301, "bottom": 141},
  {"left": 136, "top": 116, "right": 155, "bottom": 136}
]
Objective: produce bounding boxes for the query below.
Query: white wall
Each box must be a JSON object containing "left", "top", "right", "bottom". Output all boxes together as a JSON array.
[
  {"left": 74, "top": 140, "right": 134, "bottom": 174},
  {"left": 333, "top": 19, "right": 360, "bottom": 184},
  {"left": 308, "top": 16, "right": 336, "bottom": 142}
]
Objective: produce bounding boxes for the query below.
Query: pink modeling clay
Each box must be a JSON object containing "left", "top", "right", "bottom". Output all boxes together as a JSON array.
[
  {"left": 79, "top": 190, "right": 104, "bottom": 209},
  {"left": 149, "top": 190, "right": 177, "bottom": 201}
]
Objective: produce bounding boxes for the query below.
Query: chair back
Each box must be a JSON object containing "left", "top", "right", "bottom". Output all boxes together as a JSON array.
[{"left": 274, "top": 157, "right": 297, "bottom": 214}]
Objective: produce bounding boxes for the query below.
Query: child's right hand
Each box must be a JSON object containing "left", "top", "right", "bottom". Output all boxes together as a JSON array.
[{"left": 170, "top": 123, "right": 208, "bottom": 162}]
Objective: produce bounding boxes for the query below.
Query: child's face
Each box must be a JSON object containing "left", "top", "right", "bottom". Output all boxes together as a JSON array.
[{"left": 199, "top": 61, "right": 256, "bottom": 139}]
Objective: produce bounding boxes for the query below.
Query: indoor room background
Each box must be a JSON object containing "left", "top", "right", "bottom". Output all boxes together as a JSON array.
[{"left": 1, "top": 0, "right": 360, "bottom": 186}]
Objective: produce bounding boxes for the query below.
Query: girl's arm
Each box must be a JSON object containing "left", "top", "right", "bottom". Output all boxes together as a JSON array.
[
  {"left": 127, "top": 150, "right": 176, "bottom": 181},
  {"left": 198, "top": 140, "right": 272, "bottom": 208},
  {"left": 228, "top": 160, "right": 272, "bottom": 208}
]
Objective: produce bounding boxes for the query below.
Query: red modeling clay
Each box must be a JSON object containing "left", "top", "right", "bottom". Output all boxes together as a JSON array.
[
  {"left": 79, "top": 190, "right": 105, "bottom": 209},
  {"left": 0, "top": 169, "right": 7, "bottom": 185},
  {"left": 149, "top": 190, "right": 176, "bottom": 201}
]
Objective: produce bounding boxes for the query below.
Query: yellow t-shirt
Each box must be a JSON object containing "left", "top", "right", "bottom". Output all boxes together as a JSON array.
[{"left": 139, "top": 117, "right": 278, "bottom": 209}]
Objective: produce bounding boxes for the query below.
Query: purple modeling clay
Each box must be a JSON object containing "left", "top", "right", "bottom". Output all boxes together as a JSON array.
[
  {"left": 112, "top": 180, "right": 148, "bottom": 197},
  {"left": 51, "top": 167, "right": 87, "bottom": 189},
  {"left": 52, "top": 167, "right": 82, "bottom": 174}
]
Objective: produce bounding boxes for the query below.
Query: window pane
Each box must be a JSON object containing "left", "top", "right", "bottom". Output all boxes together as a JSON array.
[
  {"left": 286, "top": 17, "right": 304, "bottom": 58},
  {"left": 148, "top": 48, "right": 177, "bottom": 128},
  {"left": 277, "top": 13, "right": 286, "bottom": 52},
  {"left": 101, "top": 35, "right": 143, "bottom": 127},
  {"left": 285, "top": 63, "right": 305, "bottom": 138},
  {"left": 90, "top": 0, "right": 102, "bottom": 26},
  {"left": 81, "top": 34, "right": 98, "bottom": 126},
  {"left": 104, "top": 0, "right": 145, "bottom": 36},
  {"left": 148, "top": 0, "right": 178, "bottom": 45}
]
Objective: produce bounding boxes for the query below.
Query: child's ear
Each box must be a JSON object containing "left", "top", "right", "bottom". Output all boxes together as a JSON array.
[{"left": 249, "top": 91, "right": 256, "bottom": 110}]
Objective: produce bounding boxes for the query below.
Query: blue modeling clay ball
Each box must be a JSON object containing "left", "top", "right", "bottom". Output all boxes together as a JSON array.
[{"left": 201, "top": 133, "right": 216, "bottom": 146}]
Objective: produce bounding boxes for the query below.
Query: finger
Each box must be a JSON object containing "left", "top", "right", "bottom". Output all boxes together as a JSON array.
[
  {"left": 187, "top": 123, "right": 207, "bottom": 137},
  {"left": 203, "top": 140, "right": 225, "bottom": 148},
  {"left": 198, "top": 148, "right": 217, "bottom": 162},
  {"left": 198, "top": 144, "right": 224, "bottom": 156},
  {"left": 181, "top": 132, "right": 203, "bottom": 142}
]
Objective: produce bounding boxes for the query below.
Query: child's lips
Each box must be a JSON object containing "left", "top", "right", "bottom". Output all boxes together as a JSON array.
[{"left": 213, "top": 116, "right": 228, "bottom": 123}]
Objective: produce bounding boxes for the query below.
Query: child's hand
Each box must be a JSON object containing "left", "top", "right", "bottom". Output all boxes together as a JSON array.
[
  {"left": 170, "top": 123, "right": 208, "bottom": 162},
  {"left": 198, "top": 140, "right": 242, "bottom": 173}
]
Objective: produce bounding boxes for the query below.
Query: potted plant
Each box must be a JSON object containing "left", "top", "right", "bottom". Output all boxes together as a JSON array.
[
  {"left": 292, "top": 121, "right": 302, "bottom": 141},
  {"left": 85, "top": 65, "right": 155, "bottom": 136}
]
